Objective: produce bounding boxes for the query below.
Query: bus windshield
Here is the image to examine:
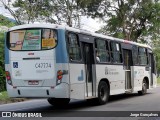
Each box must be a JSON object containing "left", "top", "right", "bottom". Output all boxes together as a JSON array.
[{"left": 8, "top": 28, "right": 57, "bottom": 51}]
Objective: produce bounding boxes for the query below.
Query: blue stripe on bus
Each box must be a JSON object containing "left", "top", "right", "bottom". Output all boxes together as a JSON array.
[
  {"left": 56, "top": 29, "right": 68, "bottom": 63},
  {"left": 4, "top": 33, "right": 9, "bottom": 64}
]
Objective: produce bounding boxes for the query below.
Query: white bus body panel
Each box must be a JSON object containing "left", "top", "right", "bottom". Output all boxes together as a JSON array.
[
  {"left": 6, "top": 62, "right": 70, "bottom": 98},
  {"left": 69, "top": 64, "right": 85, "bottom": 99},
  {"left": 132, "top": 66, "right": 150, "bottom": 91},
  {"left": 96, "top": 65, "right": 125, "bottom": 95},
  {"left": 6, "top": 49, "right": 70, "bottom": 98},
  {"left": 9, "top": 50, "right": 56, "bottom": 87},
  {"left": 7, "top": 83, "right": 69, "bottom": 98}
]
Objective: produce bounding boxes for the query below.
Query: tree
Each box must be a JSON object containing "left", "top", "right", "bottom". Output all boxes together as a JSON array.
[
  {"left": 0, "top": 0, "right": 89, "bottom": 27},
  {"left": 39, "top": 0, "right": 88, "bottom": 27},
  {"left": 0, "top": 15, "right": 15, "bottom": 91},
  {"left": 0, "top": 32, "right": 5, "bottom": 92},
  {"left": 0, "top": 0, "right": 51, "bottom": 24},
  {"left": 152, "top": 40, "right": 160, "bottom": 76},
  {"left": 0, "top": 0, "right": 22, "bottom": 24},
  {"left": 12, "top": 0, "right": 53, "bottom": 24},
  {"left": 85, "top": 0, "right": 160, "bottom": 43},
  {"left": 0, "top": 14, "right": 15, "bottom": 27}
]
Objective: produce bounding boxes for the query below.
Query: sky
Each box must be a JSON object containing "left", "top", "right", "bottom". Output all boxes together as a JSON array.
[
  {"left": 0, "top": 2, "right": 13, "bottom": 18},
  {"left": 0, "top": 2, "right": 104, "bottom": 32},
  {"left": 81, "top": 16, "right": 104, "bottom": 32}
]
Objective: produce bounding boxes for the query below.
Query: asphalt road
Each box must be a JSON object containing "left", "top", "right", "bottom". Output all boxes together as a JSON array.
[{"left": 0, "top": 87, "right": 160, "bottom": 120}]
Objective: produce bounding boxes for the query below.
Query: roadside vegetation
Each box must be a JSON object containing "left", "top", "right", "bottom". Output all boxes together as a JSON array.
[
  {"left": 0, "top": 16, "right": 27, "bottom": 104},
  {"left": 0, "top": 15, "right": 15, "bottom": 92},
  {"left": 157, "top": 77, "right": 160, "bottom": 85},
  {"left": 0, "top": 91, "right": 27, "bottom": 104}
]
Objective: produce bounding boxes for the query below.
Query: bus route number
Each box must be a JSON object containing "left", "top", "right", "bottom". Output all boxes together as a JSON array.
[{"left": 35, "top": 63, "right": 51, "bottom": 68}]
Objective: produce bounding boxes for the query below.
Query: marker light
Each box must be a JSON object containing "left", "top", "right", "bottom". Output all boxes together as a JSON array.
[
  {"left": 5, "top": 71, "right": 12, "bottom": 85},
  {"left": 57, "top": 70, "right": 63, "bottom": 84}
]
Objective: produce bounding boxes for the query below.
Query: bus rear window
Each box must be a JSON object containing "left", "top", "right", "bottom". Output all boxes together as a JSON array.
[{"left": 8, "top": 29, "right": 57, "bottom": 50}]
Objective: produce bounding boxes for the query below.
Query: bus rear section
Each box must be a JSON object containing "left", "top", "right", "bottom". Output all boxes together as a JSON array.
[{"left": 5, "top": 28, "right": 69, "bottom": 99}]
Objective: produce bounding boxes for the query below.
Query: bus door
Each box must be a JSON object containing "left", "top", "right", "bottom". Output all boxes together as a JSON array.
[
  {"left": 123, "top": 49, "right": 133, "bottom": 90},
  {"left": 82, "top": 42, "right": 96, "bottom": 97}
]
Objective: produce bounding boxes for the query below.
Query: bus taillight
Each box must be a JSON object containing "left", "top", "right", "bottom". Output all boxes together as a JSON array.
[
  {"left": 5, "top": 71, "right": 12, "bottom": 85},
  {"left": 57, "top": 70, "right": 63, "bottom": 84}
]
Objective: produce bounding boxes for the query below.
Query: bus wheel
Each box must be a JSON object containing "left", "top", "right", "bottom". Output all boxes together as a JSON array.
[
  {"left": 97, "top": 81, "right": 109, "bottom": 105},
  {"left": 47, "top": 98, "right": 70, "bottom": 107},
  {"left": 138, "top": 80, "right": 147, "bottom": 95}
]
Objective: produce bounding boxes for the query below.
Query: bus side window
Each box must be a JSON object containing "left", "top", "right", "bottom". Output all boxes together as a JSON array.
[
  {"left": 110, "top": 42, "right": 122, "bottom": 63},
  {"left": 96, "top": 51, "right": 100, "bottom": 62},
  {"left": 95, "top": 39, "right": 110, "bottom": 63},
  {"left": 138, "top": 47, "right": 148, "bottom": 65},
  {"left": 132, "top": 45, "right": 138, "bottom": 65},
  {"left": 68, "top": 33, "right": 81, "bottom": 61}
]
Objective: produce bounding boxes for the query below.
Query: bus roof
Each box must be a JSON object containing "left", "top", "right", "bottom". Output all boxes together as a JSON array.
[{"left": 8, "top": 23, "right": 151, "bottom": 49}]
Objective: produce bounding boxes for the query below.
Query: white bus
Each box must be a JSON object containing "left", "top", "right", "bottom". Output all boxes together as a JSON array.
[{"left": 5, "top": 24, "right": 157, "bottom": 106}]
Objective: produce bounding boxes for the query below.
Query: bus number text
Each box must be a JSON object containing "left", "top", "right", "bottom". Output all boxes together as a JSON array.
[{"left": 35, "top": 63, "right": 51, "bottom": 68}]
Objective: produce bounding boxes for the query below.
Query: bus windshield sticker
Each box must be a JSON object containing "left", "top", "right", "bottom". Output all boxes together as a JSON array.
[
  {"left": 42, "top": 38, "right": 55, "bottom": 48},
  {"left": 22, "top": 30, "right": 41, "bottom": 50},
  {"left": 10, "top": 30, "right": 25, "bottom": 50},
  {"left": 42, "top": 29, "right": 57, "bottom": 49}
]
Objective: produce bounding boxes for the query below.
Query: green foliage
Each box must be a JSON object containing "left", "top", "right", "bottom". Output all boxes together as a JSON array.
[
  {"left": 0, "top": 32, "right": 5, "bottom": 92},
  {"left": 0, "top": 91, "right": 28, "bottom": 104},
  {"left": 12, "top": 0, "right": 50, "bottom": 24},
  {"left": 81, "top": 0, "right": 104, "bottom": 17},
  {"left": 157, "top": 77, "right": 160, "bottom": 85},
  {"left": 0, "top": 91, "right": 9, "bottom": 101},
  {"left": 41, "top": 0, "right": 88, "bottom": 27},
  {"left": 2, "top": 0, "right": 102, "bottom": 27},
  {"left": 0, "top": 15, "right": 15, "bottom": 92},
  {"left": 153, "top": 41, "right": 160, "bottom": 74},
  {"left": 9, "top": 0, "right": 88, "bottom": 26},
  {"left": 0, "top": 15, "right": 15, "bottom": 27},
  {"left": 92, "top": 0, "right": 160, "bottom": 43}
]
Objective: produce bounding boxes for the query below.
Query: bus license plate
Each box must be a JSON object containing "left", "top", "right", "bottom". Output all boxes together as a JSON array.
[{"left": 28, "top": 80, "right": 39, "bottom": 85}]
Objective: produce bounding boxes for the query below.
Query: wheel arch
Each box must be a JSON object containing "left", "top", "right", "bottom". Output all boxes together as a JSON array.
[
  {"left": 98, "top": 78, "right": 110, "bottom": 95},
  {"left": 144, "top": 76, "right": 149, "bottom": 89}
]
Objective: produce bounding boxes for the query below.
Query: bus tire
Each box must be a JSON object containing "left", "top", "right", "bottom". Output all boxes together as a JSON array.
[
  {"left": 138, "top": 80, "right": 147, "bottom": 95},
  {"left": 47, "top": 98, "right": 70, "bottom": 107},
  {"left": 97, "top": 81, "right": 109, "bottom": 105}
]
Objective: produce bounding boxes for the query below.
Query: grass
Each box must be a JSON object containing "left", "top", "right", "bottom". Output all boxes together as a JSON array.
[
  {"left": 0, "top": 91, "right": 10, "bottom": 101},
  {"left": 157, "top": 77, "right": 160, "bottom": 85},
  {"left": 0, "top": 91, "right": 27, "bottom": 105}
]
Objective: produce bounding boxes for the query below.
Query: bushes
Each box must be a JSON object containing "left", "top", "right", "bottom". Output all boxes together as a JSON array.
[
  {"left": 0, "top": 32, "right": 5, "bottom": 91},
  {"left": 0, "top": 15, "right": 15, "bottom": 92}
]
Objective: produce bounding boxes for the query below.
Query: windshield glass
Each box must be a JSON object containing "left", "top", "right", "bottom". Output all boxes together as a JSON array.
[{"left": 8, "top": 28, "right": 57, "bottom": 51}]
